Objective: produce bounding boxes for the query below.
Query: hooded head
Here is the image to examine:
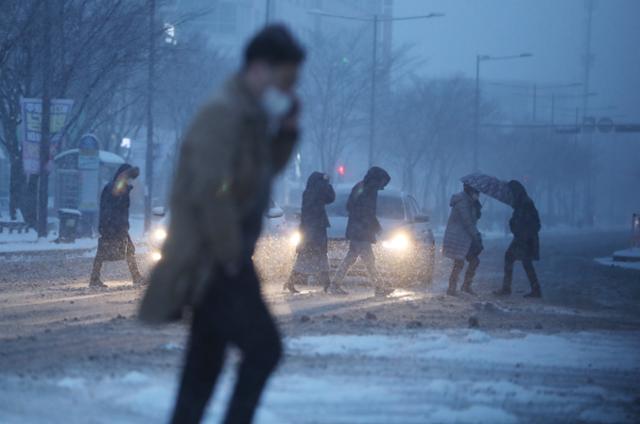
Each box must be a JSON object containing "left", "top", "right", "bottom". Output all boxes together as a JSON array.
[
  {"left": 463, "top": 183, "right": 479, "bottom": 200},
  {"left": 113, "top": 164, "right": 139, "bottom": 181},
  {"left": 305, "top": 171, "right": 328, "bottom": 191},
  {"left": 112, "top": 164, "right": 139, "bottom": 195},
  {"left": 363, "top": 166, "right": 390, "bottom": 190},
  {"left": 508, "top": 180, "right": 529, "bottom": 206}
]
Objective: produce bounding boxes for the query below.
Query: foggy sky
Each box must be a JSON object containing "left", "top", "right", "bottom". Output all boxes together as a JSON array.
[{"left": 393, "top": 0, "right": 640, "bottom": 123}]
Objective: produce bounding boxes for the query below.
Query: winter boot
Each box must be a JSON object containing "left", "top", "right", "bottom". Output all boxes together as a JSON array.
[
  {"left": 524, "top": 283, "right": 542, "bottom": 298},
  {"left": 327, "top": 282, "right": 348, "bottom": 295},
  {"left": 493, "top": 283, "right": 511, "bottom": 297},
  {"left": 447, "top": 260, "right": 464, "bottom": 296},
  {"left": 132, "top": 273, "right": 146, "bottom": 286},
  {"left": 446, "top": 277, "right": 458, "bottom": 296},
  {"left": 374, "top": 286, "right": 395, "bottom": 297},
  {"left": 447, "top": 271, "right": 459, "bottom": 296},
  {"left": 89, "top": 278, "right": 107, "bottom": 289},
  {"left": 284, "top": 272, "right": 306, "bottom": 294},
  {"left": 461, "top": 283, "right": 477, "bottom": 296}
]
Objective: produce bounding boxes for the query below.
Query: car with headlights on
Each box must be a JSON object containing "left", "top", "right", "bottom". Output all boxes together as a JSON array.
[
  {"left": 147, "top": 200, "right": 287, "bottom": 267},
  {"left": 288, "top": 186, "right": 435, "bottom": 287}
]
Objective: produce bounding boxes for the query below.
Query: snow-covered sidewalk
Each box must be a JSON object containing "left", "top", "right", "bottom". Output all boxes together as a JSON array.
[
  {"left": 0, "top": 216, "right": 146, "bottom": 255},
  {"left": 1, "top": 330, "right": 638, "bottom": 423}
]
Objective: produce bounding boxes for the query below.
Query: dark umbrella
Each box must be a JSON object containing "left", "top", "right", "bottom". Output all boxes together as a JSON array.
[{"left": 461, "top": 173, "right": 514, "bottom": 206}]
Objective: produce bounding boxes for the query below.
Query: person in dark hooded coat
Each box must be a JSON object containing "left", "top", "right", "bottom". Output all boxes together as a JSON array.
[
  {"left": 89, "top": 163, "right": 143, "bottom": 288},
  {"left": 331, "top": 166, "right": 392, "bottom": 296},
  {"left": 284, "top": 172, "right": 335, "bottom": 293},
  {"left": 494, "top": 180, "right": 542, "bottom": 298}
]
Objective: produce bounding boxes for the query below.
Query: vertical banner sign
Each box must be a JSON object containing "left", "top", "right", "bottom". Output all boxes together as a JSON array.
[
  {"left": 78, "top": 134, "right": 100, "bottom": 212},
  {"left": 20, "top": 98, "right": 74, "bottom": 175}
]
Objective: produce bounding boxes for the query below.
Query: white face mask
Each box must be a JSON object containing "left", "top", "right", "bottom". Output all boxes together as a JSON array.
[{"left": 261, "top": 86, "right": 293, "bottom": 121}]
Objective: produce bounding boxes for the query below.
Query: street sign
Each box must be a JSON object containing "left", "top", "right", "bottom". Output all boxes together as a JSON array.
[
  {"left": 614, "top": 124, "right": 640, "bottom": 133},
  {"left": 597, "top": 117, "right": 614, "bottom": 133},
  {"left": 582, "top": 116, "right": 596, "bottom": 133}
]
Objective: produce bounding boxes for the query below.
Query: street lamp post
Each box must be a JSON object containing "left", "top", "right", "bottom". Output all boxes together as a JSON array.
[
  {"left": 145, "top": 0, "right": 156, "bottom": 233},
  {"left": 368, "top": 14, "right": 378, "bottom": 168},
  {"left": 473, "top": 53, "right": 532, "bottom": 171},
  {"left": 309, "top": 10, "right": 444, "bottom": 167}
]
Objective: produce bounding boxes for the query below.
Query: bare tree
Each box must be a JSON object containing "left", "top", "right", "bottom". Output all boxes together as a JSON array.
[
  {"left": 0, "top": 0, "right": 152, "bottom": 224},
  {"left": 300, "top": 30, "right": 370, "bottom": 175}
]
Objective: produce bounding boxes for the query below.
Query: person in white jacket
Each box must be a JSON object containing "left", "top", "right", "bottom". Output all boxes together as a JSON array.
[{"left": 442, "top": 184, "right": 483, "bottom": 296}]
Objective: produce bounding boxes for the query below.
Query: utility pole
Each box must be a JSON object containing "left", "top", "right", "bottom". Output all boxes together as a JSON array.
[
  {"left": 583, "top": 0, "right": 595, "bottom": 226},
  {"left": 368, "top": 14, "right": 378, "bottom": 167},
  {"left": 308, "top": 10, "right": 444, "bottom": 168},
  {"left": 532, "top": 83, "right": 537, "bottom": 122},
  {"left": 145, "top": 0, "right": 156, "bottom": 232},
  {"left": 473, "top": 55, "right": 480, "bottom": 171},
  {"left": 473, "top": 53, "right": 532, "bottom": 172},
  {"left": 265, "top": 0, "right": 272, "bottom": 23},
  {"left": 38, "top": 0, "right": 52, "bottom": 238}
]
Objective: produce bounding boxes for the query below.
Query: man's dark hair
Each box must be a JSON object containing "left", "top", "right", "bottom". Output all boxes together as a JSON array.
[{"left": 244, "top": 24, "right": 305, "bottom": 67}]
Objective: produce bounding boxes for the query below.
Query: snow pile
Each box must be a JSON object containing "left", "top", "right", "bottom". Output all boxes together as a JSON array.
[
  {"left": 595, "top": 256, "right": 640, "bottom": 271},
  {"left": 288, "top": 330, "right": 640, "bottom": 371},
  {"left": 0, "top": 330, "right": 637, "bottom": 423}
]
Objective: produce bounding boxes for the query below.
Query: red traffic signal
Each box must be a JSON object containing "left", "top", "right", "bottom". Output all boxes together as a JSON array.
[{"left": 337, "top": 165, "right": 346, "bottom": 176}]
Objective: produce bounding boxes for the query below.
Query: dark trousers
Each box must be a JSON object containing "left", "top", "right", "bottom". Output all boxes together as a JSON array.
[
  {"left": 503, "top": 250, "right": 539, "bottom": 291},
  {"left": 448, "top": 255, "right": 480, "bottom": 291},
  {"left": 288, "top": 270, "right": 330, "bottom": 288},
  {"left": 90, "top": 235, "right": 141, "bottom": 282},
  {"left": 334, "top": 241, "right": 381, "bottom": 288},
  {"left": 170, "top": 261, "right": 282, "bottom": 424}
]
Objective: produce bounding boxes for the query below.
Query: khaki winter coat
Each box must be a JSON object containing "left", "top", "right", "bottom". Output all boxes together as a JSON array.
[
  {"left": 442, "top": 192, "right": 481, "bottom": 260},
  {"left": 139, "top": 75, "right": 297, "bottom": 323}
]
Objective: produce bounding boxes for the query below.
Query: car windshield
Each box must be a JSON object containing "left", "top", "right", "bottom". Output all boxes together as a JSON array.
[{"left": 326, "top": 192, "right": 405, "bottom": 220}]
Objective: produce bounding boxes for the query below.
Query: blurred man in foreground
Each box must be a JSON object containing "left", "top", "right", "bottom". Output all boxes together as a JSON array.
[{"left": 140, "top": 25, "right": 305, "bottom": 423}]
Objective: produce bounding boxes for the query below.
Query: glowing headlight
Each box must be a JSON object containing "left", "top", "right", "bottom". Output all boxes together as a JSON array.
[
  {"left": 151, "top": 251, "right": 162, "bottom": 262},
  {"left": 382, "top": 232, "right": 411, "bottom": 250},
  {"left": 153, "top": 228, "right": 167, "bottom": 242},
  {"left": 289, "top": 230, "right": 302, "bottom": 247}
]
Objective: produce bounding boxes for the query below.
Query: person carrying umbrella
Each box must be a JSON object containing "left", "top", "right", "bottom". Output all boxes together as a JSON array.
[
  {"left": 442, "top": 183, "right": 483, "bottom": 295},
  {"left": 284, "top": 171, "right": 335, "bottom": 294},
  {"left": 494, "top": 180, "right": 542, "bottom": 298}
]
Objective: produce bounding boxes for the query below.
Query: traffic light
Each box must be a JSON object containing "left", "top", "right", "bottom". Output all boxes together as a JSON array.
[{"left": 337, "top": 165, "right": 346, "bottom": 177}]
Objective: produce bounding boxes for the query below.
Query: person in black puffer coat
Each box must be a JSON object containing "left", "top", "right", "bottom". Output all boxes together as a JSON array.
[
  {"left": 331, "top": 166, "right": 391, "bottom": 296},
  {"left": 285, "top": 172, "right": 336, "bottom": 293},
  {"left": 494, "top": 180, "right": 542, "bottom": 298},
  {"left": 89, "top": 163, "right": 143, "bottom": 288}
]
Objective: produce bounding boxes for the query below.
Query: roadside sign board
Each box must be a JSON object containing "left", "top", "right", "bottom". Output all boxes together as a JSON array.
[{"left": 20, "top": 98, "right": 74, "bottom": 175}]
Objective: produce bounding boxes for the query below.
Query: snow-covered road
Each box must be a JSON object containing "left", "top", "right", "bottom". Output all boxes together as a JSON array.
[{"left": 1, "top": 230, "right": 639, "bottom": 423}]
